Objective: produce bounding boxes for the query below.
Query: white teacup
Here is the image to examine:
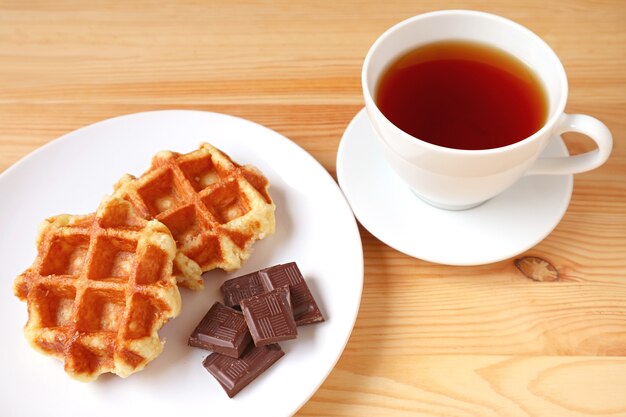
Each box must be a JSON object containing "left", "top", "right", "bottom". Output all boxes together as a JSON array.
[{"left": 362, "top": 10, "right": 612, "bottom": 210}]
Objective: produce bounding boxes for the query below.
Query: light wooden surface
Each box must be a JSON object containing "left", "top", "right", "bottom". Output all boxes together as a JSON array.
[{"left": 1, "top": 1, "right": 625, "bottom": 415}]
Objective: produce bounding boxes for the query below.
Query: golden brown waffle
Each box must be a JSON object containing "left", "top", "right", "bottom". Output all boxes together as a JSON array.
[
  {"left": 113, "top": 143, "right": 276, "bottom": 291},
  {"left": 14, "top": 197, "right": 181, "bottom": 381}
]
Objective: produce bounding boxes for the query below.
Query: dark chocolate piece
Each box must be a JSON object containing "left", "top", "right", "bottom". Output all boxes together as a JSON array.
[
  {"left": 203, "top": 344, "right": 284, "bottom": 398},
  {"left": 259, "top": 262, "right": 325, "bottom": 326},
  {"left": 188, "top": 302, "right": 252, "bottom": 358},
  {"left": 240, "top": 287, "right": 297, "bottom": 346},
  {"left": 220, "top": 271, "right": 265, "bottom": 308}
]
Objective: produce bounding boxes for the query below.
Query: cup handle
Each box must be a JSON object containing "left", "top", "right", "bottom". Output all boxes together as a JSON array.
[{"left": 525, "top": 113, "right": 612, "bottom": 175}]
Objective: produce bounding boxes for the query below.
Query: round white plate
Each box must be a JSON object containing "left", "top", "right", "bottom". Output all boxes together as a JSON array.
[
  {"left": 337, "top": 108, "right": 573, "bottom": 265},
  {"left": 0, "top": 110, "right": 363, "bottom": 417}
]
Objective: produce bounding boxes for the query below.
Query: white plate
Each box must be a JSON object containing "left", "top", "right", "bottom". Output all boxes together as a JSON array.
[
  {"left": 0, "top": 110, "right": 363, "bottom": 417},
  {"left": 337, "top": 108, "right": 573, "bottom": 265}
]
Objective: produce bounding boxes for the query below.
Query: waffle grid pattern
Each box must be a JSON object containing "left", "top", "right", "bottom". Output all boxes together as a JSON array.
[
  {"left": 114, "top": 143, "right": 275, "bottom": 290},
  {"left": 14, "top": 198, "right": 181, "bottom": 381}
]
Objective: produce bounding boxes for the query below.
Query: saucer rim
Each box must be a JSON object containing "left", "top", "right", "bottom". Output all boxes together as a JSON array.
[{"left": 336, "top": 107, "right": 574, "bottom": 266}]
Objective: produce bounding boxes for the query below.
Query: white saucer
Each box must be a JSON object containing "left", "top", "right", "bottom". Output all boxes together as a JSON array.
[{"left": 337, "top": 108, "right": 573, "bottom": 265}]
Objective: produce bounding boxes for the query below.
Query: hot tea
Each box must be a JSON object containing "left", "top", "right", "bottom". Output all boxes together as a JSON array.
[{"left": 376, "top": 40, "right": 548, "bottom": 150}]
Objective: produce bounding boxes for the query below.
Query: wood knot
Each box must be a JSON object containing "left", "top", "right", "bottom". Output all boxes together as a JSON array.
[{"left": 514, "top": 256, "right": 559, "bottom": 282}]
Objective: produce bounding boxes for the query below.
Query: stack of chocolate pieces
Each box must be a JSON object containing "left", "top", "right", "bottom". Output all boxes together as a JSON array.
[{"left": 188, "top": 262, "right": 325, "bottom": 398}]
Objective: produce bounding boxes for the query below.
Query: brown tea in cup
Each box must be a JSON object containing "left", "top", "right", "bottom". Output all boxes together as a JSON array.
[{"left": 375, "top": 40, "right": 548, "bottom": 150}]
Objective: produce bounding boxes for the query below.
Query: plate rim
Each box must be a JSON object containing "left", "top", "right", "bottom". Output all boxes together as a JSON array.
[{"left": 0, "top": 109, "right": 364, "bottom": 416}]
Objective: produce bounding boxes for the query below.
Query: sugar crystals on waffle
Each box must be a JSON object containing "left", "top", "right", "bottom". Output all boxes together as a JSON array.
[
  {"left": 13, "top": 197, "right": 181, "bottom": 381},
  {"left": 113, "top": 143, "right": 276, "bottom": 290}
]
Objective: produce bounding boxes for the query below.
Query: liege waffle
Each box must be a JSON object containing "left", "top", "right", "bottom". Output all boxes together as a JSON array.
[
  {"left": 113, "top": 143, "right": 276, "bottom": 291},
  {"left": 13, "top": 197, "right": 181, "bottom": 381}
]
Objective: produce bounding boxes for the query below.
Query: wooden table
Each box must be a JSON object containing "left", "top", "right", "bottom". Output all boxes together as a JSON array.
[{"left": 2, "top": 1, "right": 625, "bottom": 415}]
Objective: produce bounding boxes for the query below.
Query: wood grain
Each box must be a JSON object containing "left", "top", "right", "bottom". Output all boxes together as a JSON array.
[
  {"left": 299, "top": 355, "right": 626, "bottom": 416},
  {"left": 1, "top": 1, "right": 625, "bottom": 416}
]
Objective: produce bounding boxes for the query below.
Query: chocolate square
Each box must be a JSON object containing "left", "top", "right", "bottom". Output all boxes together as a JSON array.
[
  {"left": 259, "top": 262, "right": 325, "bottom": 326},
  {"left": 240, "top": 287, "right": 297, "bottom": 346},
  {"left": 188, "top": 302, "right": 252, "bottom": 358},
  {"left": 203, "top": 344, "right": 284, "bottom": 398},
  {"left": 220, "top": 271, "right": 265, "bottom": 308}
]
